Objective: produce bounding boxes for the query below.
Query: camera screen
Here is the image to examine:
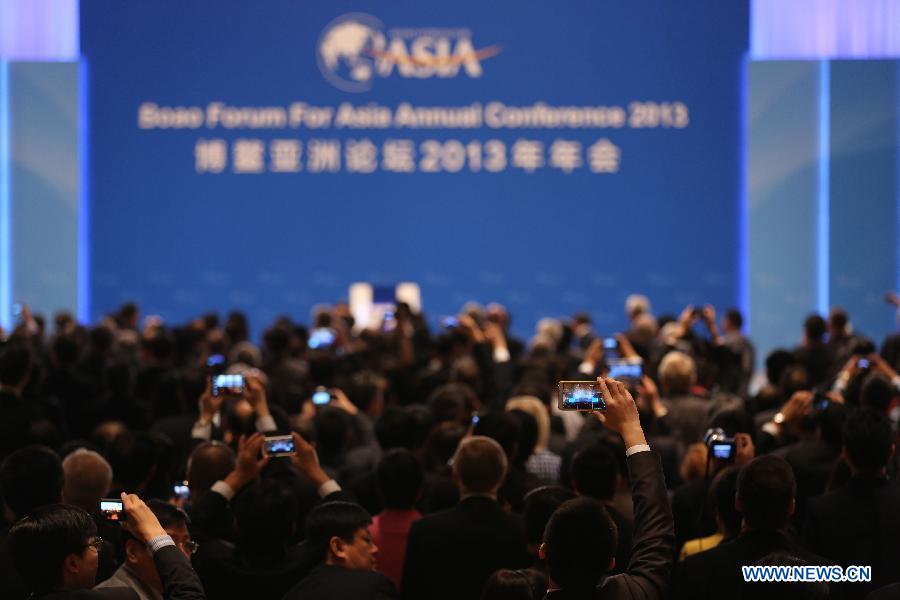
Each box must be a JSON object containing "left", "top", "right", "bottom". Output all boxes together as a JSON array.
[
  {"left": 441, "top": 317, "right": 459, "bottom": 329},
  {"left": 100, "top": 500, "right": 124, "bottom": 520},
  {"left": 309, "top": 328, "right": 336, "bottom": 350},
  {"left": 857, "top": 358, "right": 870, "bottom": 369},
  {"left": 212, "top": 374, "right": 244, "bottom": 396},
  {"left": 265, "top": 437, "right": 296, "bottom": 455},
  {"left": 559, "top": 382, "right": 606, "bottom": 411},
  {"left": 608, "top": 361, "right": 642, "bottom": 381},
  {"left": 712, "top": 443, "right": 734, "bottom": 460},
  {"left": 173, "top": 483, "right": 189, "bottom": 499},
  {"left": 312, "top": 390, "right": 331, "bottom": 405},
  {"left": 603, "top": 337, "right": 617, "bottom": 350}
]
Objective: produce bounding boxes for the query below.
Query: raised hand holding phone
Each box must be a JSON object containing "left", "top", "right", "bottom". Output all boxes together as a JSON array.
[
  {"left": 120, "top": 493, "right": 167, "bottom": 544},
  {"left": 596, "top": 377, "right": 647, "bottom": 449}
]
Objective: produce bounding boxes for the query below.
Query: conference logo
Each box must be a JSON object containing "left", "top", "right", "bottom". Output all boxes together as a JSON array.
[{"left": 317, "top": 13, "right": 501, "bottom": 92}]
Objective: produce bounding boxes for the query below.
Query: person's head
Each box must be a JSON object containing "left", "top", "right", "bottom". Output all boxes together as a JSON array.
[
  {"left": 658, "top": 351, "right": 696, "bottom": 396},
  {"left": 625, "top": 294, "right": 651, "bottom": 321},
  {"left": 123, "top": 501, "right": 194, "bottom": 592},
  {"left": 723, "top": 308, "right": 744, "bottom": 333},
  {"left": 314, "top": 406, "right": 352, "bottom": 458},
  {"left": 540, "top": 497, "right": 618, "bottom": 590},
  {"left": 106, "top": 432, "right": 158, "bottom": 492},
  {"left": 842, "top": 408, "right": 894, "bottom": 475},
  {"left": 305, "top": 501, "right": 376, "bottom": 570},
  {"left": 8, "top": 504, "right": 100, "bottom": 593},
  {"left": 859, "top": 373, "right": 895, "bottom": 413},
  {"left": 117, "top": 302, "right": 139, "bottom": 330},
  {"left": 1, "top": 445, "right": 64, "bottom": 520},
  {"left": 764, "top": 349, "right": 795, "bottom": 387},
  {"left": 428, "top": 384, "right": 478, "bottom": 425},
  {"left": 346, "top": 371, "right": 386, "bottom": 418},
  {"left": 186, "top": 441, "right": 235, "bottom": 500},
  {"left": 473, "top": 412, "right": 521, "bottom": 463},
  {"left": 710, "top": 467, "right": 742, "bottom": 537},
  {"left": 827, "top": 308, "right": 849, "bottom": 339},
  {"left": 507, "top": 410, "right": 538, "bottom": 466},
  {"left": 61, "top": 449, "right": 112, "bottom": 513},
  {"left": 481, "top": 569, "right": 545, "bottom": 600},
  {"left": 51, "top": 335, "right": 81, "bottom": 367},
  {"left": 571, "top": 442, "right": 619, "bottom": 501},
  {"left": 375, "top": 406, "right": 417, "bottom": 451},
  {"left": 234, "top": 479, "right": 298, "bottom": 554},
  {"left": 522, "top": 486, "right": 576, "bottom": 552},
  {"left": 422, "top": 421, "right": 467, "bottom": 471},
  {"left": 452, "top": 436, "right": 508, "bottom": 497},
  {"left": 736, "top": 455, "right": 796, "bottom": 531},
  {"left": 506, "top": 396, "right": 550, "bottom": 452},
  {"left": 377, "top": 448, "right": 423, "bottom": 510},
  {"left": 803, "top": 314, "right": 826, "bottom": 344},
  {"left": 0, "top": 343, "right": 33, "bottom": 389}
]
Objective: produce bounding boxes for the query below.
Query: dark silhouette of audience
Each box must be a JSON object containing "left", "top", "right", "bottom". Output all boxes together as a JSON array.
[{"left": 0, "top": 297, "right": 898, "bottom": 600}]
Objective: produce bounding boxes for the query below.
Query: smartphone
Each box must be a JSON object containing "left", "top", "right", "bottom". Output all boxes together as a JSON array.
[
  {"left": 212, "top": 374, "right": 244, "bottom": 397},
  {"left": 711, "top": 442, "right": 735, "bottom": 461},
  {"left": 173, "top": 481, "right": 190, "bottom": 502},
  {"left": 206, "top": 354, "right": 226, "bottom": 375},
  {"left": 471, "top": 412, "right": 480, "bottom": 427},
  {"left": 608, "top": 360, "right": 643, "bottom": 383},
  {"left": 813, "top": 392, "right": 831, "bottom": 412},
  {"left": 441, "top": 316, "right": 460, "bottom": 330},
  {"left": 558, "top": 381, "right": 606, "bottom": 412},
  {"left": 263, "top": 435, "right": 296, "bottom": 457},
  {"left": 857, "top": 358, "right": 870, "bottom": 369},
  {"left": 312, "top": 386, "right": 332, "bottom": 406},
  {"left": 603, "top": 337, "right": 617, "bottom": 350},
  {"left": 100, "top": 498, "right": 125, "bottom": 521},
  {"left": 12, "top": 303, "right": 22, "bottom": 319},
  {"left": 308, "top": 327, "right": 336, "bottom": 350}
]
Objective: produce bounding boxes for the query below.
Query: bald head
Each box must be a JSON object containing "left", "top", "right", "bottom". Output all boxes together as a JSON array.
[
  {"left": 452, "top": 436, "right": 508, "bottom": 496},
  {"left": 62, "top": 449, "right": 113, "bottom": 513},
  {"left": 188, "top": 442, "right": 236, "bottom": 498}
]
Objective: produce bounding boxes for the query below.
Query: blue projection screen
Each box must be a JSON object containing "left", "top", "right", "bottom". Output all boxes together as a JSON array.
[{"left": 80, "top": 0, "right": 748, "bottom": 335}]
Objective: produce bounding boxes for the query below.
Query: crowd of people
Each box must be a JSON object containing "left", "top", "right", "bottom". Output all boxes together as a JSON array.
[{"left": 1, "top": 294, "right": 899, "bottom": 600}]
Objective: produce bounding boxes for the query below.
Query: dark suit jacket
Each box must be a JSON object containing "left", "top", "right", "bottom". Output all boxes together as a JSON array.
[
  {"left": 0, "top": 390, "right": 35, "bottom": 461},
  {"left": 869, "top": 582, "right": 900, "bottom": 600},
  {"left": 804, "top": 476, "right": 900, "bottom": 600},
  {"left": 670, "top": 529, "right": 826, "bottom": 600},
  {"left": 282, "top": 564, "right": 397, "bottom": 600},
  {"left": 30, "top": 545, "right": 204, "bottom": 600},
  {"left": 545, "top": 451, "right": 675, "bottom": 600},
  {"left": 401, "top": 495, "right": 532, "bottom": 600},
  {"left": 198, "top": 542, "right": 317, "bottom": 600}
]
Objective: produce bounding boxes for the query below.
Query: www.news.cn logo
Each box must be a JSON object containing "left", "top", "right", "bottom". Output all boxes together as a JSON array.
[
  {"left": 316, "top": 13, "right": 501, "bottom": 92},
  {"left": 742, "top": 565, "right": 872, "bottom": 583}
]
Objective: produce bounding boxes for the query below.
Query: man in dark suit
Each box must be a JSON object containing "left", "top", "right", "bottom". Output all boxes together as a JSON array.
[
  {"left": 542, "top": 377, "right": 675, "bottom": 600},
  {"left": 0, "top": 445, "right": 66, "bottom": 600},
  {"left": 7, "top": 495, "right": 205, "bottom": 600},
  {"left": 0, "top": 344, "right": 39, "bottom": 461},
  {"left": 282, "top": 501, "right": 397, "bottom": 600},
  {"left": 401, "top": 435, "right": 532, "bottom": 600},
  {"left": 671, "top": 454, "right": 826, "bottom": 600},
  {"left": 804, "top": 409, "right": 900, "bottom": 600},
  {"left": 94, "top": 500, "right": 199, "bottom": 599}
]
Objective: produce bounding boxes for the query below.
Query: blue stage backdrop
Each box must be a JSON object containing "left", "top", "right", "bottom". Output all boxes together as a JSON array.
[{"left": 81, "top": 0, "right": 748, "bottom": 337}]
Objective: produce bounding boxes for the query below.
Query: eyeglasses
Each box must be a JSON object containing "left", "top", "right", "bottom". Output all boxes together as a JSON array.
[
  {"left": 84, "top": 536, "right": 104, "bottom": 551},
  {"left": 181, "top": 540, "right": 199, "bottom": 555}
]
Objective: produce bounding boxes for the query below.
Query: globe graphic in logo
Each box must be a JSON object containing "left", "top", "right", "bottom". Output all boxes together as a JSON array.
[{"left": 317, "top": 13, "right": 386, "bottom": 92}]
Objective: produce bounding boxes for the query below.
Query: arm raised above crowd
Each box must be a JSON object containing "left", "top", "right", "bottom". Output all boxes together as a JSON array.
[{"left": 596, "top": 377, "right": 675, "bottom": 600}]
